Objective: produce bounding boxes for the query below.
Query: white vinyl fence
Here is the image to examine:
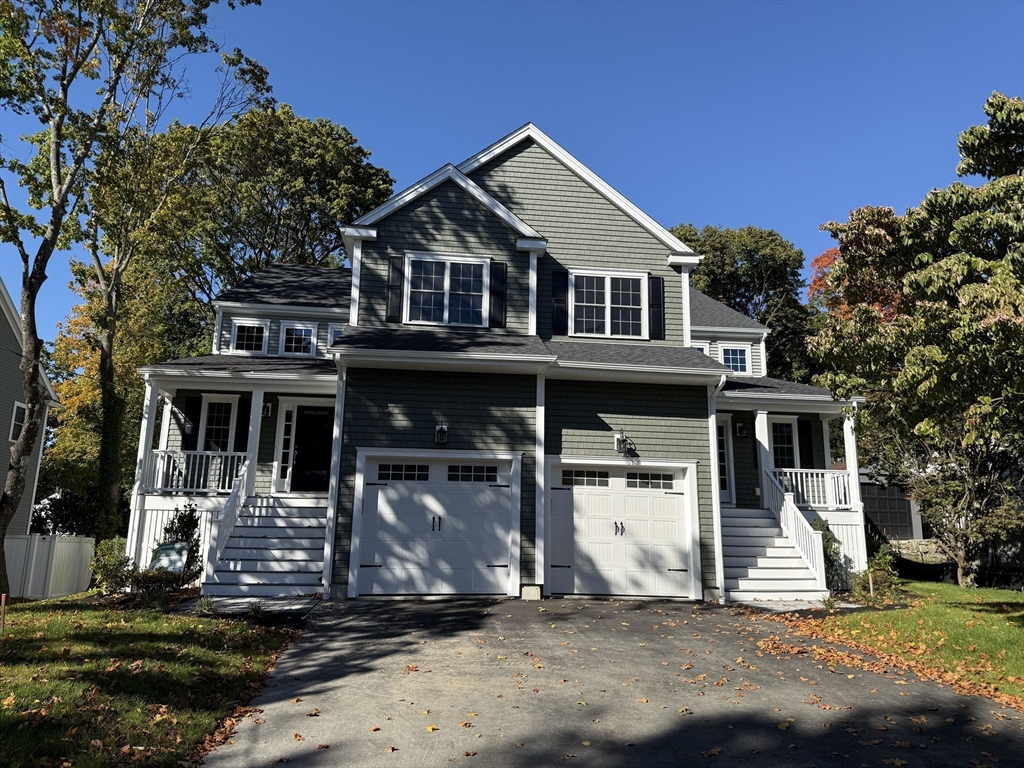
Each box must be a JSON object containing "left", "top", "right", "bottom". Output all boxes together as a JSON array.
[{"left": 4, "top": 535, "right": 95, "bottom": 599}]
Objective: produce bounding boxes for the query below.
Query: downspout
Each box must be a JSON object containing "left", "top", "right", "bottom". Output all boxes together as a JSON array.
[{"left": 708, "top": 374, "right": 728, "bottom": 602}]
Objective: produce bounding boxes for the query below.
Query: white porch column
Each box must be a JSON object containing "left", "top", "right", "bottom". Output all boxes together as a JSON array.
[
  {"left": 706, "top": 378, "right": 726, "bottom": 602},
  {"left": 843, "top": 412, "right": 863, "bottom": 511},
  {"left": 528, "top": 250, "right": 540, "bottom": 336},
  {"left": 126, "top": 377, "right": 160, "bottom": 563},
  {"left": 681, "top": 269, "right": 692, "bottom": 346},
  {"left": 754, "top": 409, "right": 771, "bottom": 487},
  {"left": 822, "top": 417, "right": 833, "bottom": 468},
  {"left": 246, "top": 390, "right": 264, "bottom": 497},
  {"left": 322, "top": 368, "right": 347, "bottom": 599},
  {"left": 534, "top": 374, "right": 546, "bottom": 590}
]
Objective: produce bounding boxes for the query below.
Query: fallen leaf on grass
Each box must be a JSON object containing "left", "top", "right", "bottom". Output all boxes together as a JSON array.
[
  {"left": 90, "top": 739, "right": 103, "bottom": 748},
  {"left": 883, "top": 761, "right": 907, "bottom": 767},
  {"left": 702, "top": 746, "right": 721, "bottom": 757}
]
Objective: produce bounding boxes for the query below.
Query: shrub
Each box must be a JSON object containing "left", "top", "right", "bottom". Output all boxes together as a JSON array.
[
  {"left": 90, "top": 537, "right": 136, "bottom": 594},
  {"left": 812, "top": 518, "right": 844, "bottom": 591},
  {"left": 157, "top": 502, "right": 203, "bottom": 589},
  {"left": 131, "top": 567, "right": 184, "bottom": 595},
  {"left": 852, "top": 544, "right": 904, "bottom": 603},
  {"left": 193, "top": 596, "right": 218, "bottom": 615}
]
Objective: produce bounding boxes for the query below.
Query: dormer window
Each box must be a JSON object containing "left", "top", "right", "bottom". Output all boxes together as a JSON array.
[
  {"left": 721, "top": 344, "right": 752, "bottom": 375},
  {"left": 568, "top": 269, "right": 648, "bottom": 339},
  {"left": 403, "top": 254, "right": 491, "bottom": 327},
  {"left": 231, "top": 319, "right": 270, "bottom": 354},
  {"left": 281, "top": 321, "right": 318, "bottom": 357}
]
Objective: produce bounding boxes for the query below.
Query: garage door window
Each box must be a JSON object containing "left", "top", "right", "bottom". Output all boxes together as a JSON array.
[
  {"left": 448, "top": 465, "right": 498, "bottom": 482},
  {"left": 626, "top": 472, "right": 674, "bottom": 489},
  {"left": 378, "top": 464, "right": 429, "bottom": 481},
  {"left": 561, "top": 469, "right": 610, "bottom": 487}
]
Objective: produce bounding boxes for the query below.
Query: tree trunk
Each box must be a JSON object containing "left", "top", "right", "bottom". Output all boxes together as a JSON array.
[{"left": 94, "top": 287, "right": 125, "bottom": 542}]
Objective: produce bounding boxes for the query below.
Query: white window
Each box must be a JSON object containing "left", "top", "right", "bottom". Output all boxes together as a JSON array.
[
  {"left": 561, "top": 469, "right": 610, "bottom": 487},
  {"left": 404, "top": 253, "right": 491, "bottom": 327},
  {"left": 569, "top": 270, "right": 648, "bottom": 339},
  {"left": 770, "top": 418, "right": 801, "bottom": 470},
  {"left": 230, "top": 318, "right": 270, "bottom": 354},
  {"left": 328, "top": 323, "right": 346, "bottom": 346},
  {"left": 448, "top": 465, "right": 498, "bottom": 482},
  {"left": 198, "top": 394, "right": 240, "bottom": 452},
  {"left": 9, "top": 401, "right": 27, "bottom": 442},
  {"left": 625, "top": 472, "right": 674, "bottom": 489},
  {"left": 690, "top": 341, "right": 710, "bottom": 356},
  {"left": 280, "top": 321, "right": 318, "bottom": 357},
  {"left": 720, "top": 343, "right": 752, "bottom": 375}
]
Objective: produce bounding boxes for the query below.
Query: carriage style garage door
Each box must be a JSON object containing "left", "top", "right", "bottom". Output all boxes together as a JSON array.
[
  {"left": 356, "top": 459, "right": 515, "bottom": 595},
  {"left": 548, "top": 465, "right": 698, "bottom": 598}
]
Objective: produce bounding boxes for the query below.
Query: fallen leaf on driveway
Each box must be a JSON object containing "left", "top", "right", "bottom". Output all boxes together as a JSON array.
[
  {"left": 316, "top": 745, "right": 329, "bottom": 750},
  {"left": 702, "top": 747, "right": 721, "bottom": 757},
  {"left": 307, "top": 709, "right": 320, "bottom": 717},
  {"left": 426, "top": 725, "right": 439, "bottom": 732},
  {"left": 369, "top": 725, "right": 380, "bottom": 732},
  {"left": 464, "top": 751, "right": 477, "bottom": 756},
  {"left": 293, "top": 733, "right": 304, "bottom": 741},
  {"left": 459, "top": 721, "right": 474, "bottom": 728},
  {"left": 637, "top": 698, "right": 648, "bottom": 703},
  {"left": 883, "top": 761, "right": 907, "bottom": 767},
  {"left": 581, "top": 741, "right": 592, "bottom": 746},
  {"left": 386, "top": 746, "right": 397, "bottom": 753},
  {"left": 777, "top": 722, "right": 790, "bottom": 730},
  {"left": 289, "top": 698, "right": 302, "bottom": 704}
]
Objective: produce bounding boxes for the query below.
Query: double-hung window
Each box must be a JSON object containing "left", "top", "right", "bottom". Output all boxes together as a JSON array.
[
  {"left": 280, "top": 321, "right": 318, "bottom": 357},
  {"left": 230, "top": 318, "right": 270, "bottom": 354},
  {"left": 720, "top": 343, "right": 752, "bottom": 375},
  {"left": 404, "top": 254, "right": 490, "bottom": 327},
  {"left": 569, "top": 270, "right": 647, "bottom": 338},
  {"left": 9, "top": 402, "right": 27, "bottom": 442}
]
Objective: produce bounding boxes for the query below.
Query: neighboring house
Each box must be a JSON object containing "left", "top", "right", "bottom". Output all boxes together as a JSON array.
[
  {"left": 1, "top": 276, "right": 59, "bottom": 534},
  {"left": 125, "top": 124, "right": 867, "bottom": 602}
]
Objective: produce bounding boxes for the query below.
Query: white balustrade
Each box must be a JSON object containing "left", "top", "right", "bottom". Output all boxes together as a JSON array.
[
  {"left": 763, "top": 471, "right": 827, "bottom": 591},
  {"left": 205, "top": 459, "right": 251, "bottom": 581},
  {"left": 771, "top": 469, "right": 852, "bottom": 509},
  {"left": 147, "top": 450, "right": 247, "bottom": 493}
]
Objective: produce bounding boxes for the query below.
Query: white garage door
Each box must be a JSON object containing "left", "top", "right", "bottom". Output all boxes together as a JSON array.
[
  {"left": 357, "top": 460, "right": 514, "bottom": 595},
  {"left": 548, "top": 466, "right": 695, "bottom": 598}
]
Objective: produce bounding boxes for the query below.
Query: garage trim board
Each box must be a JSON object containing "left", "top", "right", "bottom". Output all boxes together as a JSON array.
[
  {"left": 347, "top": 448, "right": 523, "bottom": 598},
  {"left": 542, "top": 455, "right": 702, "bottom": 599}
]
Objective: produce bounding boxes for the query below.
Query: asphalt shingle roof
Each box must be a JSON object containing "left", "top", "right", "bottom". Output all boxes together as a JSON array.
[
  {"left": 141, "top": 355, "right": 337, "bottom": 376},
  {"left": 216, "top": 265, "right": 351, "bottom": 308},
  {"left": 722, "top": 376, "right": 832, "bottom": 398},
  {"left": 545, "top": 340, "right": 730, "bottom": 371},
  {"left": 689, "top": 288, "right": 767, "bottom": 331},
  {"left": 330, "top": 326, "right": 555, "bottom": 357}
]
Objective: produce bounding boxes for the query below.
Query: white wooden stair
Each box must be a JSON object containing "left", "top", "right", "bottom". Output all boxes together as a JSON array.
[
  {"left": 721, "top": 507, "right": 829, "bottom": 602},
  {"left": 202, "top": 497, "right": 328, "bottom": 597}
]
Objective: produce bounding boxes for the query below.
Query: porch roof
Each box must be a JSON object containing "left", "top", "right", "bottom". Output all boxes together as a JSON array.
[
  {"left": 722, "top": 376, "right": 832, "bottom": 398},
  {"left": 330, "top": 326, "right": 555, "bottom": 358},
  {"left": 547, "top": 340, "right": 730, "bottom": 373},
  {"left": 139, "top": 354, "right": 337, "bottom": 377}
]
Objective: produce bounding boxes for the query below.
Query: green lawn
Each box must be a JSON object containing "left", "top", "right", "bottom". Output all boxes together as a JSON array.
[
  {"left": 796, "top": 581, "right": 1024, "bottom": 703},
  {"left": 0, "top": 594, "right": 292, "bottom": 767}
]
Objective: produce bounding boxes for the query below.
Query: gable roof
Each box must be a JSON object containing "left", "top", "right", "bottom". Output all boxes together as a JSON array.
[
  {"left": 215, "top": 265, "right": 351, "bottom": 308},
  {"left": 0, "top": 275, "right": 60, "bottom": 403},
  {"left": 689, "top": 288, "right": 768, "bottom": 332},
  {"left": 352, "top": 164, "right": 545, "bottom": 243},
  {"left": 457, "top": 124, "right": 696, "bottom": 257}
]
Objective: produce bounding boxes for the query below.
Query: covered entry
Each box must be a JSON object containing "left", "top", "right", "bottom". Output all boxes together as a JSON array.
[
  {"left": 349, "top": 451, "right": 522, "bottom": 597},
  {"left": 545, "top": 459, "right": 701, "bottom": 598}
]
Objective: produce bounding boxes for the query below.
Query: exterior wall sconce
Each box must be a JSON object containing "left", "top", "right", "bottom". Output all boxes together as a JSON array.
[
  {"left": 614, "top": 429, "right": 629, "bottom": 454},
  {"left": 435, "top": 424, "right": 448, "bottom": 446},
  {"left": 262, "top": 402, "right": 273, "bottom": 418},
  {"left": 735, "top": 421, "right": 749, "bottom": 438}
]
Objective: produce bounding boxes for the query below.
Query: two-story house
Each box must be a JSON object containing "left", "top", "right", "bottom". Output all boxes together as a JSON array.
[{"left": 125, "top": 125, "right": 867, "bottom": 603}]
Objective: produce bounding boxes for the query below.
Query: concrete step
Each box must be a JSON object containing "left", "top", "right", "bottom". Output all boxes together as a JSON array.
[
  {"left": 721, "top": 534, "right": 788, "bottom": 548},
  {"left": 724, "top": 566, "right": 815, "bottom": 580},
  {"left": 725, "top": 577, "right": 822, "bottom": 591},
  {"left": 216, "top": 559, "right": 322, "bottom": 573},
  {"left": 202, "top": 583, "right": 324, "bottom": 597},
  {"left": 722, "top": 555, "right": 807, "bottom": 569},
  {"left": 209, "top": 571, "right": 323, "bottom": 586},
  {"left": 728, "top": 590, "right": 830, "bottom": 602}
]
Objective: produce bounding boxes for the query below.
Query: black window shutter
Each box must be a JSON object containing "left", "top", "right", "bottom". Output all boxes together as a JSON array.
[
  {"left": 386, "top": 256, "right": 404, "bottom": 323},
  {"left": 233, "top": 397, "right": 251, "bottom": 453},
  {"left": 648, "top": 275, "right": 665, "bottom": 340},
  {"left": 181, "top": 396, "right": 202, "bottom": 452},
  {"left": 797, "top": 420, "right": 815, "bottom": 469},
  {"left": 489, "top": 261, "right": 507, "bottom": 328},
  {"left": 551, "top": 270, "right": 569, "bottom": 335}
]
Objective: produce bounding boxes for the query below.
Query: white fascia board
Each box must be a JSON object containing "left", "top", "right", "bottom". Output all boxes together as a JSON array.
[
  {"left": 333, "top": 349, "right": 557, "bottom": 370},
  {"left": 667, "top": 253, "right": 704, "bottom": 268},
  {"left": 516, "top": 237, "right": 548, "bottom": 251},
  {"left": 342, "top": 226, "right": 377, "bottom": 257},
  {"left": 691, "top": 325, "right": 769, "bottom": 338},
  {"left": 0, "top": 276, "right": 60, "bottom": 403},
  {"left": 137, "top": 370, "right": 337, "bottom": 394},
  {"left": 456, "top": 123, "right": 692, "bottom": 255},
  {"left": 353, "top": 164, "right": 543, "bottom": 240},
  {"left": 213, "top": 301, "right": 349, "bottom": 318},
  {"left": 718, "top": 392, "right": 849, "bottom": 415},
  {"left": 552, "top": 361, "right": 725, "bottom": 380}
]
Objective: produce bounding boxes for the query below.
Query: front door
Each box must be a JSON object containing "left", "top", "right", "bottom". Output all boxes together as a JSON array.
[
  {"left": 717, "top": 415, "right": 735, "bottom": 505},
  {"left": 289, "top": 406, "right": 333, "bottom": 492}
]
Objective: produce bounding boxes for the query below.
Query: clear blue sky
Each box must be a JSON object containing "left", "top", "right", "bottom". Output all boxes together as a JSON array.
[{"left": 2, "top": 0, "right": 1022, "bottom": 342}]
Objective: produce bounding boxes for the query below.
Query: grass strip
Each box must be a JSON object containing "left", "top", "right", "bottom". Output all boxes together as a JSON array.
[{"left": 0, "top": 594, "right": 292, "bottom": 767}]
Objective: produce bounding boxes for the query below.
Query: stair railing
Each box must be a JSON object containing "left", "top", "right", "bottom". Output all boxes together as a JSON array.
[
  {"left": 204, "top": 459, "right": 251, "bottom": 583},
  {"left": 762, "top": 470, "right": 827, "bottom": 591}
]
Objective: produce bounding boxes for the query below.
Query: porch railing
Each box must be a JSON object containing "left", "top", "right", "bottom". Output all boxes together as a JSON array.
[
  {"left": 205, "top": 459, "right": 251, "bottom": 582},
  {"left": 763, "top": 470, "right": 827, "bottom": 591},
  {"left": 771, "top": 469, "right": 852, "bottom": 510},
  {"left": 147, "top": 450, "right": 247, "bottom": 493}
]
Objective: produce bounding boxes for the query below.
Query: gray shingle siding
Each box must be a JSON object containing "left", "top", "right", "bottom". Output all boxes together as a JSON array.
[
  {"left": 218, "top": 314, "right": 341, "bottom": 358},
  {"left": 467, "top": 139, "right": 687, "bottom": 344},
  {"left": 335, "top": 370, "right": 538, "bottom": 588},
  {"left": 723, "top": 410, "right": 761, "bottom": 509},
  {"left": 356, "top": 180, "right": 528, "bottom": 332},
  {"left": 544, "top": 380, "right": 717, "bottom": 590},
  {"left": 1, "top": 314, "right": 44, "bottom": 536}
]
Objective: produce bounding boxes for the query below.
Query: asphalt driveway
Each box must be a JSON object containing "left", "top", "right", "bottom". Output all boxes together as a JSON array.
[{"left": 203, "top": 599, "right": 1024, "bottom": 767}]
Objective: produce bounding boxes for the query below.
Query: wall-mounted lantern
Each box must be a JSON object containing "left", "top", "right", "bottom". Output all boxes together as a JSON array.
[
  {"left": 735, "top": 421, "right": 749, "bottom": 438},
  {"left": 262, "top": 402, "right": 273, "bottom": 419},
  {"left": 435, "top": 424, "right": 448, "bottom": 446},
  {"left": 614, "top": 429, "right": 629, "bottom": 454}
]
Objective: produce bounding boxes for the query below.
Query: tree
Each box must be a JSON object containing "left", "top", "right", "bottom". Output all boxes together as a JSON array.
[
  {"left": 0, "top": 0, "right": 262, "bottom": 595},
  {"left": 671, "top": 223, "right": 816, "bottom": 381},
  {"left": 810, "top": 92, "right": 1024, "bottom": 586}
]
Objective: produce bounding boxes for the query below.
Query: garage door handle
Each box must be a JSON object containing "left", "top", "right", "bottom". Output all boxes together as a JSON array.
[
  {"left": 614, "top": 521, "right": 620, "bottom": 536},
  {"left": 432, "top": 515, "right": 435, "bottom": 531},
  {"left": 551, "top": 565, "right": 571, "bottom": 568},
  {"left": 620, "top": 521, "right": 625, "bottom": 535},
  {"left": 361, "top": 564, "right": 382, "bottom": 568},
  {"left": 367, "top": 482, "right": 388, "bottom": 486},
  {"left": 667, "top": 568, "right": 688, "bottom": 572},
  {"left": 486, "top": 564, "right": 508, "bottom": 568},
  {"left": 489, "top": 483, "right": 510, "bottom": 488}
]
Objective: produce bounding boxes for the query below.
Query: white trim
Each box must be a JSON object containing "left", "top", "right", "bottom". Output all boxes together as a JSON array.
[
  {"left": 456, "top": 124, "right": 693, "bottom": 256},
  {"left": 754, "top": 410, "right": 771, "bottom": 483},
  {"left": 691, "top": 325, "right": 768, "bottom": 338},
  {"left": 402, "top": 252, "right": 491, "bottom": 328},
  {"left": 327, "top": 323, "right": 346, "bottom": 347},
  {"left": 212, "top": 311, "right": 222, "bottom": 353},
  {"left": 158, "top": 398, "right": 172, "bottom": 450},
  {"left": 349, "top": 239, "right": 362, "bottom": 327},
  {"left": 528, "top": 250, "right": 539, "bottom": 336},
  {"left": 347, "top": 448, "right": 525, "bottom": 599},
  {"left": 535, "top": 375, "right": 545, "bottom": 582},
  {"left": 126, "top": 379, "right": 159, "bottom": 563},
  {"left": 681, "top": 271, "right": 692, "bottom": 346},
  {"left": 245, "top": 390, "right": 264, "bottom": 497},
  {"left": 759, "top": 335, "right": 768, "bottom": 378},
  {"left": 708, "top": 375, "right": 727, "bottom": 602},
  {"left": 354, "top": 164, "right": 544, "bottom": 240},
  {"left": 719, "top": 342, "right": 753, "bottom": 376},
  {"left": 715, "top": 413, "right": 736, "bottom": 506},
  {"left": 272, "top": 396, "right": 336, "bottom": 494},
  {"left": 197, "top": 394, "right": 241, "bottom": 453},
  {"left": 822, "top": 417, "right": 833, "bottom": 467},
  {"left": 516, "top": 237, "right": 548, "bottom": 251},
  {"left": 322, "top": 369, "right": 346, "bottom": 597},
  {"left": 229, "top": 317, "right": 271, "bottom": 355},
  {"left": 568, "top": 268, "right": 649, "bottom": 340},
  {"left": 689, "top": 340, "right": 710, "bottom": 356},
  {"left": 767, "top": 415, "right": 801, "bottom": 470},
  {"left": 8, "top": 401, "right": 27, "bottom": 442},
  {"left": 279, "top": 321, "right": 319, "bottom": 358},
  {"left": 543, "top": 454, "right": 702, "bottom": 600},
  {"left": 215, "top": 301, "right": 350, "bottom": 319}
]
